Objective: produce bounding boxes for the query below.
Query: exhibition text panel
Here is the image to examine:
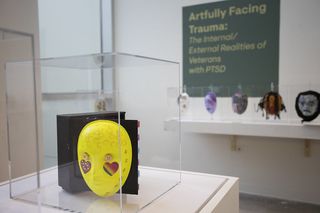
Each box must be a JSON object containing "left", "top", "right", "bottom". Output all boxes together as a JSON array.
[{"left": 183, "top": 0, "right": 280, "bottom": 97}]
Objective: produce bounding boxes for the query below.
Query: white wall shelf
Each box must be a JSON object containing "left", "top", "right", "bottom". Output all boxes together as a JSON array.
[{"left": 165, "top": 119, "right": 320, "bottom": 140}]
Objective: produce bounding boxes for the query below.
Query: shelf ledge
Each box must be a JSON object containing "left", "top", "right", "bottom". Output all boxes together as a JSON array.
[{"left": 164, "top": 119, "right": 320, "bottom": 140}]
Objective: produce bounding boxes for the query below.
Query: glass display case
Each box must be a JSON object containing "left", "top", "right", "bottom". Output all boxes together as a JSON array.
[
  {"left": 0, "top": 28, "right": 35, "bottom": 67},
  {"left": 0, "top": 27, "right": 35, "bottom": 190},
  {"left": 5, "top": 52, "right": 181, "bottom": 212}
]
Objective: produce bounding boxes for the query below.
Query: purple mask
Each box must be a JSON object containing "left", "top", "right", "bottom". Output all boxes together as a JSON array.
[{"left": 204, "top": 92, "right": 217, "bottom": 114}]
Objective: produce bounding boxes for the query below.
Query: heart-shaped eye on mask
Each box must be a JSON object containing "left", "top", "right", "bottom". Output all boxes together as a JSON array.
[
  {"left": 80, "top": 159, "right": 91, "bottom": 174},
  {"left": 103, "top": 162, "right": 119, "bottom": 176}
]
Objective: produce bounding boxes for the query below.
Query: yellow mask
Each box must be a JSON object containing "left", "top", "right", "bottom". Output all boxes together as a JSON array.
[{"left": 77, "top": 120, "right": 132, "bottom": 197}]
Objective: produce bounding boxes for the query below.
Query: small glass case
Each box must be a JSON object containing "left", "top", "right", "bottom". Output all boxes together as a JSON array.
[{"left": 5, "top": 52, "right": 181, "bottom": 212}]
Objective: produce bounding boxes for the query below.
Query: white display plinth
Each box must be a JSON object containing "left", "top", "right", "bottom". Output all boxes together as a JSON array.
[{"left": 0, "top": 167, "right": 239, "bottom": 213}]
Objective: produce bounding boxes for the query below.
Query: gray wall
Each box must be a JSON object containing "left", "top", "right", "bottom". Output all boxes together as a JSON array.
[{"left": 38, "top": 0, "right": 101, "bottom": 58}]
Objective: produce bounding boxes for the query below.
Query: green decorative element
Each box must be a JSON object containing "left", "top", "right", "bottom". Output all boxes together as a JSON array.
[{"left": 183, "top": 0, "right": 280, "bottom": 97}]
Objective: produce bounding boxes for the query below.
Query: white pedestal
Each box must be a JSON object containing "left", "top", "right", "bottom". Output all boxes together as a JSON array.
[{"left": 0, "top": 167, "right": 239, "bottom": 213}]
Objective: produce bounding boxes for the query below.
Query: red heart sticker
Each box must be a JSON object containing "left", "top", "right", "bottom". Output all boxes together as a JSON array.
[{"left": 103, "top": 162, "right": 119, "bottom": 176}]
